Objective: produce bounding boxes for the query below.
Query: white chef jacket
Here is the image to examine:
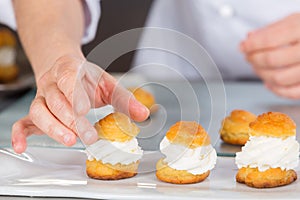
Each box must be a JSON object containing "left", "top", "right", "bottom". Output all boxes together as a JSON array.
[
  {"left": 132, "top": 0, "right": 300, "bottom": 80},
  {"left": 0, "top": 0, "right": 101, "bottom": 44},
  {"left": 2, "top": 0, "right": 300, "bottom": 81}
]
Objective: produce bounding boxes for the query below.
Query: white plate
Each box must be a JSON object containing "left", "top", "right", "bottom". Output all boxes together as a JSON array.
[{"left": 0, "top": 147, "right": 299, "bottom": 200}]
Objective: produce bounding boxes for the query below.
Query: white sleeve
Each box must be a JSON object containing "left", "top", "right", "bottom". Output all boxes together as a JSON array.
[
  {"left": 81, "top": 0, "right": 101, "bottom": 44},
  {"left": 0, "top": 0, "right": 17, "bottom": 30},
  {"left": 0, "top": 0, "right": 101, "bottom": 44}
]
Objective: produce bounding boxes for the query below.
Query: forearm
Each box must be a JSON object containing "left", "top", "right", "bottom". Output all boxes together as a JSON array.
[{"left": 13, "top": 0, "right": 85, "bottom": 80}]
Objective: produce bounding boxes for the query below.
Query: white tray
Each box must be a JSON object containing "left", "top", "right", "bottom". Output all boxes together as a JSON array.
[{"left": 0, "top": 147, "right": 299, "bottom": 200}]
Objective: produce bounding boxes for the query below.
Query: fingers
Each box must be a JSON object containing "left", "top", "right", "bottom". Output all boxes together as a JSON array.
[
  {"left": 12, "top": 83, "right": 97, "bottom": 154},
  {"left": 83, "top": 61, "right": 150, "bottom": 122},
  {"left": 42, "top": 83, "right": 98, "bottom": 145},
  {"left": 53, "top": 56, "right": 91, "bottom": 116},
  {"left": 253, "top": 63, "right": 300, "bottom": 99},
  {"left": 43, "top": 83, "right": 75, "bottom": 125},
  {"left": 240, "top": 14, "right": 300, "bottom": 100},
  {"left": 12, "top": 56, "right": 149, "bottom": 154},
  {"left": 254, "top": 64, "right": 300, "bottom": 87},
  {"left": 113, "top": 85, "right": 150, "bottom": 122},
  {"left": 265, "top": 83, "right": 300, "bottom": 99},
  {"left": 11, "top": 116, "right": 44, "bottom": 153},
  {"left": 247, "top": 43, "right": 300, "bottom": 68},
  {"left": 98, "top": 72, "right": 150, "bottom": 122},
  {"left": 80, "top": 61, "right": 111, "bottom": 107},
  {"left": 74, "top": 116, "right": 98, "bottom": 145},
  {"left": 29, "top": 96, "right": 77, "bottom": 146},
  {"left": 241, "top": 13, "right": 300, "bottom": 53}
]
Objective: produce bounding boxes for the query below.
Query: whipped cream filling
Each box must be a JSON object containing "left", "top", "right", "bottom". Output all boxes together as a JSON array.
[
  {"left": 160, "top": 137, "right": 217, "bottom": 175},
  {"left": 236, "top": 136, "right": 299, "bottom": 172},
  {"left": 86, "top": 138, "right": 143, "bottom": 165},
  {"left": 0, "top": 47, "right": 16, "bottom": 66}
]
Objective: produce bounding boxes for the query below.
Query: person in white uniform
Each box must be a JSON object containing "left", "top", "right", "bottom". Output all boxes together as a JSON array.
[
  {"left": 0, "top": 0, "right": 149, "bottom": 153},
  {"left": 133, "top": 0, "right": 300, "bottom": 100},
  {"left": 0, "top": 0, "right": 299, "bottom": 153}
]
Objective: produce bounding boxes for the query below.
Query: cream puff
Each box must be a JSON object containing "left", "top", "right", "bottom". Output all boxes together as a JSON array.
[
  {"left": 86, "top": 112, "right": 143, "bottom": 180},
  {"left": 156, "top": 121, "right": 217, "bottom": 184},
  {"left": 220, "top": 109, "right": 257, "bottom": 145},
  {"left": 0, "top": 28, "right": 18, "bottom": 83},
  {"left": 128, "top": 87, "right": 157, "bottom": 113},
  {"left": 235, "top": 112, "right": 299, "bottom": 188}
]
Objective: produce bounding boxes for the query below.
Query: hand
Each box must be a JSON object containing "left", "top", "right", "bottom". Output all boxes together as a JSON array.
[
  {"left": 240, "top": 13, "right": 300, "bottom": 99},
  {"left": 11, "top": 55, "right": 150, "bottom": 153}
]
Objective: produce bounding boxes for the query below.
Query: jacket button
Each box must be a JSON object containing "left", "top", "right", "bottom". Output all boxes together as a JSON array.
[{"left": 218, "top": 4, "right": 234, "bottom": 18}]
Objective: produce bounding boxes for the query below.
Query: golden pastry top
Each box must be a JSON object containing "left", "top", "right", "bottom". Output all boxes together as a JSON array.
[
  {"left": 0, "top": 29, "right": 16, "bottom": 47},
  {"left": 128, "top": 87, "right": 155, "bottom": 110},
  {"left": 166, "top": 121, "right": 210, "bottom": 148},
  {"left": 249, "top": 112, "right": 296, "bottom": 138},
  {"left": 220, "top": 109, "right": 257, "bottom": 134},
  {"left": 94, "top": 112, "right": 140, "bottom": 142}
]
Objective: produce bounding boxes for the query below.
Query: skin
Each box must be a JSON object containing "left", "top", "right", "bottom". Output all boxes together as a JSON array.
[
  {"left": 240, "top": 13, "right": 300, "bottom": 99},
  {"left": 11, "top": 0, "right": 149, "bottom": 154}
]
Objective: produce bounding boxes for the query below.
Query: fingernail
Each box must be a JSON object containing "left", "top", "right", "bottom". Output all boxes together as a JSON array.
[
  {"left": 142, "top": 105, "right": 150, "bottom": 116},
  {"left": 83, "top": 130, "right": 98, "bottom": 145},
  {"left": 131, "top": 101, "right": 150, "bottom": 121},
  {"left": 14, "top": 143, "right": 23, "bottom": 154}
]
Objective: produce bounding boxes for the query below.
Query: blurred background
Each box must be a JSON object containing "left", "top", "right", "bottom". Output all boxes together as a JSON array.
[{"left": 83, "top": 0, "right": 153, "bottom": 72}]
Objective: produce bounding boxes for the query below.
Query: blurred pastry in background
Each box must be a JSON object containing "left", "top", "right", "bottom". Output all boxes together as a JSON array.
[
  {"left": 235, "top": 112, "right": 299, "bottom": 188},
  {"left": 219, "top": 109, "right": 257, "bottom": 145},
  {"left": 86, "top": 112, "right": 143, "bottom": 180},
  {"left": 128, "top": 87, "right": 157, "bottom": 114},
  {"left": 0, "top": 28, "right": 19, "bottom": 83},
  {"left": 156, "top": 121, "right": 217, "bottom": 184}
]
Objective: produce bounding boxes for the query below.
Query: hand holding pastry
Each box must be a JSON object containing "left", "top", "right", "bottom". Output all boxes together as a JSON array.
[
  {"left": 11, "top": 56, "right": 150, "bottom": 153},
  {"left": 11, "top": 1, "right": 149, "bottom": 154},
  {"left": 235, "top": 112, "right": 299, "bottom": 188},
  {"left": 241, "top": 13, "right": 300, "bottom": 99}
]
